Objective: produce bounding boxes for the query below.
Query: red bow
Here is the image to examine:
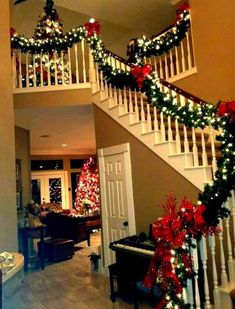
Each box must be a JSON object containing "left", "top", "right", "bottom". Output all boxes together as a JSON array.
[
  {"left": 217, "top": 101, "right": 235, "bottom": 117},
  {"left": 10, "top": 27, "right": 17, "bottom": 37},
  {"left": 84, "top": 20, "right": 100, "bottom": 37},
  {"left": 130, "top": 64, "right": 152, "bottom": 88},
  {"left": 175, "top": 3, "right": 190, "bottom": 22}
]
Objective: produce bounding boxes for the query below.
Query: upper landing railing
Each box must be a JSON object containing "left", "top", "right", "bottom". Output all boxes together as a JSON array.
[{"left": 11, "top": 11, "right": 195, "bottom": 93}]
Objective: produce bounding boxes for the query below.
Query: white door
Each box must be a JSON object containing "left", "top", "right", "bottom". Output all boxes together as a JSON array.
[
  {"left": 98, "top": 143, "right": 136, "bottom": 267},
  {"left": 31, "top": 171, "right": 69, "bottom": 209}
]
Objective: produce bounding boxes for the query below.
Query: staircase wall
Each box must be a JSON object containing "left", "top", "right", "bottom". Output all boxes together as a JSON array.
[
  {"left": 93, "top": 105, "right": 200, "bottom": 234},
  {"left": 173, "top": 0, "right": 235, "bottom": 103}
]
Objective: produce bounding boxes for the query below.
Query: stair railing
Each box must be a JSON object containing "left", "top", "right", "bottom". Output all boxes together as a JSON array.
[
  {"left": 12, "top": 39, "right": 91, "bottom": 92},
  {"left": 143, "top": 19, "right": 197, "bottom": 82}
]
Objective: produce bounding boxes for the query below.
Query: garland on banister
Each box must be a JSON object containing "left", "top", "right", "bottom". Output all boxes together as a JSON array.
[
  {"left": 10, "top": 3, "right": 190, "bottom": 57},
  {"left": 133, "top": 3, "right": 191, "bottom": 65}
]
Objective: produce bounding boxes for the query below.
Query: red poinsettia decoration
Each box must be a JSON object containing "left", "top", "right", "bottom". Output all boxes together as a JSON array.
[
  {"left": 84, "top": 20, "right": 100, "bottom": 37},
  {"left": 130, "top": 64, "right": 152, "bottom": 88},
  {"left": 143, "top": 193, "right": 220, "bottom": 308},
  {"left": 217, "top": 101, "right": 235, "bottom": 117}
]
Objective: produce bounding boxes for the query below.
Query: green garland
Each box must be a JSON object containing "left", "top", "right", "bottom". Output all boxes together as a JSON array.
[{"left": 133, "top": 9, "right": 191, "bottom": 64}]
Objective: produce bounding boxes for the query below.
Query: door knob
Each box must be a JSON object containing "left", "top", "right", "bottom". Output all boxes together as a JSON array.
[{"left": 123, "top": 221, "right": 128, "bottom": 227}]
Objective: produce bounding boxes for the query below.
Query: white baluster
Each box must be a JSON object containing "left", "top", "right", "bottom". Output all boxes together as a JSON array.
[
  {"left": 169, "top": 49, "right": 174, "bottom": 77},
  {"left": 100, "top": 71, "right": 104, "bottom": 91},
  {"left": 231, "top": 191, "right": 235, "bottom": 257},
  {"left": 160, "top": 112, "right": 166, "bottom": 142},
  {"left": 180, "top": 40, "right": 186, "bottom": 72},
  {"left": 134, "top": 90, "right": 139, "bottom": 122},
  {"left": 47, "top": 53, "right": 51, "bottom": 86},
  {"left": 175, "top": 119, "right": 181, "bottom": 154},
  {"left": 54, "top": 51, "right": 58, "bottom": 85},
  {"left": 225, "top": 201, "right": 234, "bottom": 282},
  {"left": 140, "top": 93, "right": 145, "bottom": 123},
  {"left": 74, "top": 43, "right": 79, "bottom": 84},
  {"left": 40, "top": 54, "right": 43, "bottom": 86},
  {"left": 159, "top": 56, "right": 164, "bottom": 79},
  {"left": 95, "top": 63, "right": 100, "bottom": 91},
  {"left": 25, "top": 52, "right": 29, "bottom": 87},
  {"left": 186, "top": 32, "right": 192, "bottom": 69},
  {"left": 128, "top": 88, "right": 133, "bottom": 114},
  {"left": 175, "top": 46, "right": 180, "bottom": 75},
  {"left": 218, "top": 220, "right": 228, "bottom": 287},
  {"left": 146, "top": 103, "right": 152, "bottom": 132},
  {"left": 191, "top": 239, "right": 201, "bottom": 309},
  {"left": 113, "top": 86, "right": 118, "bottom": 106},
  {"left": 81, "top": 39, "right": 86, "bottom": 82},
  {"left": 209, "top": 126, "right": 218, "bottom": 178},
  {"left": 33, "top": 55, "right": 36, "bottom": 87},
  {"left": 67, "top": 48, "right": 72, "bottom": 84},
  {"left": 12, "top": 51, "right": 17, "bottom": 88},
  {"left": 183, "top": 125, "right": 189, "bottom": 153},
  {"left": 118, "top": 88, "right": 123, "bottom": 106},
  {"left": 167, "top": 116, "right": 173, "bottom": 143},
  {"left": 201, "top": 130, "right": 208, "bottom": 166},
  {"left": 209, "top": 236, "right": 220, "bottom": 309},
  {"left": 61, "top": 51, "right": 65, "bottom": 85},
  {"left": 18, "top": 52, "right": 22, "bottom": 88},
  {"left": 192, "top": 127, "right": 199, "bottom": 166},
  {"left": 199, "top": 236, "right": 212, "bottom": 308},
  {"left": 123, "top": 87, "right": 128, "bottom": 113},
  {"left": 164, "top": 54, "right": 169, "bottom": 79}
]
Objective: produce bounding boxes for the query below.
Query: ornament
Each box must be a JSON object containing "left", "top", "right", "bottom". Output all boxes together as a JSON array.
[{"left": 130, "top": 64, "right": 152, "bottom": 88}]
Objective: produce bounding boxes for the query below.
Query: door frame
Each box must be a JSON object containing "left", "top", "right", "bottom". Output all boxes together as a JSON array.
[
  {"left": 31, "top": 170, "right": 69, "bottom": 209},
  {"left": 98, "top": 143, "right": 136, "bottom": 267}
]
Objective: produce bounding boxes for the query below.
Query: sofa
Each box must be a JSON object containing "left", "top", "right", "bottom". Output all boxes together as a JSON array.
[{"left": 43, "top": 212, "right": 90, "bottom": 246}]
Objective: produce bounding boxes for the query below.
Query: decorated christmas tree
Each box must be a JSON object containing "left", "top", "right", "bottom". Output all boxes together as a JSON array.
[
  {"left": 74, "top": 157, "right": 100, "bottom": 214},
  {"left": 27, "top": 0, "right": 70, "bottom": 86}
]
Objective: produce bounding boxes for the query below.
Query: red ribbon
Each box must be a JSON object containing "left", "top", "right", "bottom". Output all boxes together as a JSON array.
[
  {"left": 84, "top": 21, "right": 100, "bottom": 37},
  {"left": 130, "top": 64, "right": 152, "bottom": 88},
  {"left": 175, "top": 3, "right": 190, "bottom": 22},
  {"left": 217, "top": 101, "right": 235, "bottom": 117}
]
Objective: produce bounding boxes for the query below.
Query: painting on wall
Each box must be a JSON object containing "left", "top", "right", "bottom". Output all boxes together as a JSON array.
[{"left": 16, "top": 159, "right": 22, "bottom": 213}]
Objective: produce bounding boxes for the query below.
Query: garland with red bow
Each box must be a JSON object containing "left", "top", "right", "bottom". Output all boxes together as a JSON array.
[{"left": 143, "top": 194, "right": 220, "bottom": 308}]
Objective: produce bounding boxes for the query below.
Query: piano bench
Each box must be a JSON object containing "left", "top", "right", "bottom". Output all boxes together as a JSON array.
[
  {"left": 108, "top": 263, "right": 119, "bottom": 302},
  {"left": 133, "top": 281, "right": 161, "bottom": 309}
]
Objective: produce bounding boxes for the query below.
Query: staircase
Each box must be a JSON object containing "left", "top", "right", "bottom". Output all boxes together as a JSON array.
[
  {"left": 89, "top": 52, "right": 235, "bottom": 308},
  {"left": 11, "top": 16, "right": 235, "bottom": 309}
]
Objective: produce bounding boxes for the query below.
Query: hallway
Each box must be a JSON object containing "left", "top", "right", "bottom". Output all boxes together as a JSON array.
[{"left": 3, "top": 233, "right": 149, "bottom": 309}]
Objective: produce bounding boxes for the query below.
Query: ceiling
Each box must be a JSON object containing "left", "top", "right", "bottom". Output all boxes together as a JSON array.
[{"left": 13, "top": 0, "right": 177, "bottom": 156}]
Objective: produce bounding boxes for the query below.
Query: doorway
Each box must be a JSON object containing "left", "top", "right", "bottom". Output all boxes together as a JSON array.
[
  {"left": 98, "top": 143, "right": 136, "bottom": 267},
  {"left": 31, "top": 171, "right": 69, "bottom": 208}
]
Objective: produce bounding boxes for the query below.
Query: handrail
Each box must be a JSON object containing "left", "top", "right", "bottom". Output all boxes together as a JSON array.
[
  {"left": 159, "top": 78, "right": 207, "bottom": 105},
  {"left": 105, "top": 49, "right": 131, "bottom": 66},
  {"left": 150, "top": 24, "right": 175, "bottom": 41}
]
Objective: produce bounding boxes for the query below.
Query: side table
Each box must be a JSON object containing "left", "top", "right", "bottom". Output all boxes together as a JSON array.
[{"left": 19, "top": 225, "right": 46, "bottom": 272}]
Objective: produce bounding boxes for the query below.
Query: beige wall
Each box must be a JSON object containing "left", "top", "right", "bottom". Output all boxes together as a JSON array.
[
  {"left": 0, "top": 1, "right": 18, "bottom": 252},
  {"left": 15, "top": 126, "right": 31, "bottom": 218},
  {"left": 94, "top": 105, "right": 200, "bottom": 234},
  {"left": 174, "top": 0, "right": 235, "bottom": 103}
]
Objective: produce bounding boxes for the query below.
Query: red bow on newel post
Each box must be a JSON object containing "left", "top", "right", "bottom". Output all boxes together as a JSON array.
[
  {"left": 175, "top": 3, "right": 190, "bottom": 22},
  {"left": 130, "top": 64, "right": 152, "bottom": 88},
  {"left": 84, "top": 19, "right": 100, "bottom": 37}
]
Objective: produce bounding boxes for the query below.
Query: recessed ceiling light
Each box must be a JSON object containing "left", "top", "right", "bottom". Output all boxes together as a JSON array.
[
  {"left": 40, "top": 135, "right": 50, "bottom": 138},
  {"left": 61, "top": 144, "right": 67, "bottom": 147}
]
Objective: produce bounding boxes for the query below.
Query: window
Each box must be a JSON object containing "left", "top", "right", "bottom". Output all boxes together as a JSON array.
[{"left": 31, "top": 160, "right": 64, "bottom": 171}]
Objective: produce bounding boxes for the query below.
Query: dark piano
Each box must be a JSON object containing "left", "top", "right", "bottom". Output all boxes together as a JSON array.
[{"left": 109, "top": 235, "right": 156, "bottom": 299}]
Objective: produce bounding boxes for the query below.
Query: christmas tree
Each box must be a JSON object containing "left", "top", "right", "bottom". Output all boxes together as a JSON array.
[
  {"left": 74, "top": 157, "right": 100, "bottom": 214},
  {"left": 27, "top": 0, "right": 70, "bottom": 86}
]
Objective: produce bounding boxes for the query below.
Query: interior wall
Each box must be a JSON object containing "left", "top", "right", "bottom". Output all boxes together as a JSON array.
[
  {"left": 93, "top": 105, "right": 200, "bottom": 234},
  {"left": 174, "top": 0, "right": 235, "bottom": 103},
  {"left": 15, "top": 126, "right": 31, "bottom": 219},
  {"left": 0, "top": 1, "right": 18, "bottom": 252}
]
